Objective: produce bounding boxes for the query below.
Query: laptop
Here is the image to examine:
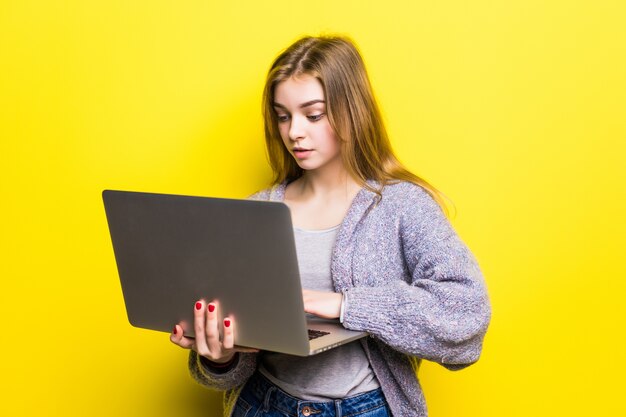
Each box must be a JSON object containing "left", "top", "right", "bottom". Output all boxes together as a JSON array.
[{"left": 102, "top": 189, "right": 368, "bottom": 356}]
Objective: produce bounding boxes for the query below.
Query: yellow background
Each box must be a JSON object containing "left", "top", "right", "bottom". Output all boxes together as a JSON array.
[{"left": 1, "top": 1, "right": 624, "bottom": 416}]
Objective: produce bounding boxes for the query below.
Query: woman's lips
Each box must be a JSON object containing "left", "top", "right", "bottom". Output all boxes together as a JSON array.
[{"left": 293, "top": 149, "right": 312, "bottom": 159}]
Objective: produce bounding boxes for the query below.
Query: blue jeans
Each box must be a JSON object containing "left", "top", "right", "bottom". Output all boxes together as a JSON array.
[{"left": 232, "top": 372, "right": 392, "bottom": 417}]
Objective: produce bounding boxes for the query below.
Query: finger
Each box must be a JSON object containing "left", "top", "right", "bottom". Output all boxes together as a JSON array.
[
  {"left": 222, "top": 317, "right": 234, "bottom": 350},
  {"left": 170, "top": 324, "right": 195, "bottom": 349},
  {"left": 193, "top": 300, "right": 210, "bottom": 356},
  {"left": 205, "top": 301, "right": 221, "bottom": 352}
]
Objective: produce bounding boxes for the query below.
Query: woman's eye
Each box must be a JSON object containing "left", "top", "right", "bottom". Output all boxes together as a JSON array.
[
  {"left": 307, "top": 113, "right": 324, "bottom": 122},
  {"left": 277, "top": 114, "right": 290, "bottom": 123}
]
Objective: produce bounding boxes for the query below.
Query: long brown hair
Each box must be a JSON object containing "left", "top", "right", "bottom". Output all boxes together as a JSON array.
[{"left": 262, "top": 35, "right": 449, "bottom": 214}]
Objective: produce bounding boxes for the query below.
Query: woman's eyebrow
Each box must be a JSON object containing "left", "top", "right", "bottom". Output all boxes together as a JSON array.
[{"left": 272, "top": 99, "right": 326, "bottom": 109}]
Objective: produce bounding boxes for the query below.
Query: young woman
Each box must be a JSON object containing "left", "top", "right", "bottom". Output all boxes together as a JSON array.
[{"left": 171, "top": 35, "right": 491, "bottom": 417}]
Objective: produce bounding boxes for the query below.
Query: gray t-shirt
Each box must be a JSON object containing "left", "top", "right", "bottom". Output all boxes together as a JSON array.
[{"left": 258, "top": 225, "right": 380, "bottom": 400}]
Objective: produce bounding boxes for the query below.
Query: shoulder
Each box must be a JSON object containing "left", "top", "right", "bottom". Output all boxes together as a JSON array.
[
  {"left": 248, "top": 188, "right": 271, "bottom": 201},
  {"left": 373, "top": 181, "right": 451, "bottom": 240},
  {"left": 378, "top": 181, "right": 443, "bottom": 215},
  {"left": 247, "top": 182, "right": 287, "bottom": 202},
  {"left": 380, "top": 180, "right": 429, "bottom": 199}
]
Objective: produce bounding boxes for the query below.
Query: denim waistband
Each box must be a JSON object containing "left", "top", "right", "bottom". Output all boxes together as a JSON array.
[{"left": 239, "top": 371, "right": 388, "bottom": 417}]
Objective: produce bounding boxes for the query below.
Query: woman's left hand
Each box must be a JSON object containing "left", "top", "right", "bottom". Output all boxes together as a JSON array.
[{"left": 302, "top": 289, "right": 342, "bottom": 319}]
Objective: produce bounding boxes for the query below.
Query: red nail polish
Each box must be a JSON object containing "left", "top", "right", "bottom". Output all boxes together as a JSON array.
[
  {"left": 173, "top": 326, "right": 177, "bottom": 335},
  {"left": 195, "top": 302, "right": 202, "bottom": 310},
  {"left": 208, "top": 303, "right": 215, "bottom": 313},
  {"left": 224, "top": 319, "right": 231, "bottom": 328}
]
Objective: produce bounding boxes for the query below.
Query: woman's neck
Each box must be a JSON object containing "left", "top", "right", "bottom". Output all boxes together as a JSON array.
[
  {"left": 284, "top": 166, "right": 362, "bottom": 230},
  {"left": 296, "top": 167, "right": 360, "bottom": 201}
]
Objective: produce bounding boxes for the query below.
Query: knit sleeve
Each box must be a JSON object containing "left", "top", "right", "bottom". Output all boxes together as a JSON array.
[
  {"left": 188, "top": 351, "right": 258, "bottom": 391},
  {"left": 342, "top": 185, "right": 491, "bottom": 369}
]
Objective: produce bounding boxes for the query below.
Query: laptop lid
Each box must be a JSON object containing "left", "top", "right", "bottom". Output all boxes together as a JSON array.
[{"left": 102, "top": 190, "right": 367, "bottom": 357}]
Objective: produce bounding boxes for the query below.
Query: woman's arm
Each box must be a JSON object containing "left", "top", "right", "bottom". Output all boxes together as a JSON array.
[
  {"left": 342, "top": 184, "right": 491, "bottom": 369},
  {"left": 188, "top": 350, "right": 258, "bottom": 391}
]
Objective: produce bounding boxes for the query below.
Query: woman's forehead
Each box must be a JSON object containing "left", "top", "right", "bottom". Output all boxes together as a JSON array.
[{"left": 274, "top": 75, "right": 325, "bottom": 107}]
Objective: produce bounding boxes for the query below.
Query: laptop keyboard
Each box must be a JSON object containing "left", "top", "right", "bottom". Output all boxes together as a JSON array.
[{"left": 308, "top": 329, "right": 330, "bottom": 340}]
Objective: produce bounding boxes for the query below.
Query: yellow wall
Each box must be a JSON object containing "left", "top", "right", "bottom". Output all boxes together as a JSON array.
[{"left": 1, "top": 1, "right": 624, "bottom": 415}]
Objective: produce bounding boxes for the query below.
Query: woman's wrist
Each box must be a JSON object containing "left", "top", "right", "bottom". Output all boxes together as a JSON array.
[
  {"left": 339, "top": 291, "right": 347, "bottom": 323},
  {"left": 199, "top": 352, "right": 238, "bottom": 373}
]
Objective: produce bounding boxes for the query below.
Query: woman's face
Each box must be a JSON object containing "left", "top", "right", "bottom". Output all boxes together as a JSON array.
[{"left": 273, "top": 75, "right": 342, "bottom": 174}]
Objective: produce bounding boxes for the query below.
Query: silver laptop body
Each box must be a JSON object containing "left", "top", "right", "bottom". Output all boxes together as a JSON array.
[{"left": 102, "top": 190, "right": 367, "bottom": 356}]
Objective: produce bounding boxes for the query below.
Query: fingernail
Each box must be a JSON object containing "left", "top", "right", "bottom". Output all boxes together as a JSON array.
[
  {"left": 173, "top": 326, "right": 177, "bottom": 335},
  {"left": 208, "top": 303, "right": 215, "bottom": 313},
  {"left": 224, "top": 319, "right": 231, "bottom": 328},
  {"left": 195, "top": 302, "right": 202, "bottom": 310}
]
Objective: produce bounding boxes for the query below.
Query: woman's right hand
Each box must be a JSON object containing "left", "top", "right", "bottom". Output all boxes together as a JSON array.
[{"left": 170, "top": 300, "right": 257, "bottom": 364}]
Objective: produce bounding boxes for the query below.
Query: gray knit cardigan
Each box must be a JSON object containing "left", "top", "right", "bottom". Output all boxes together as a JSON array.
[{"left": 188, "top": 180, "right": 491, "bottom": 417}]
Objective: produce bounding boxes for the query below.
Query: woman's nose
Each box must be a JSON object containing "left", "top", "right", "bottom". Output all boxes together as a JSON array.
[{"left": 288, "top": 115, "right": 305, "bottom": 140}]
